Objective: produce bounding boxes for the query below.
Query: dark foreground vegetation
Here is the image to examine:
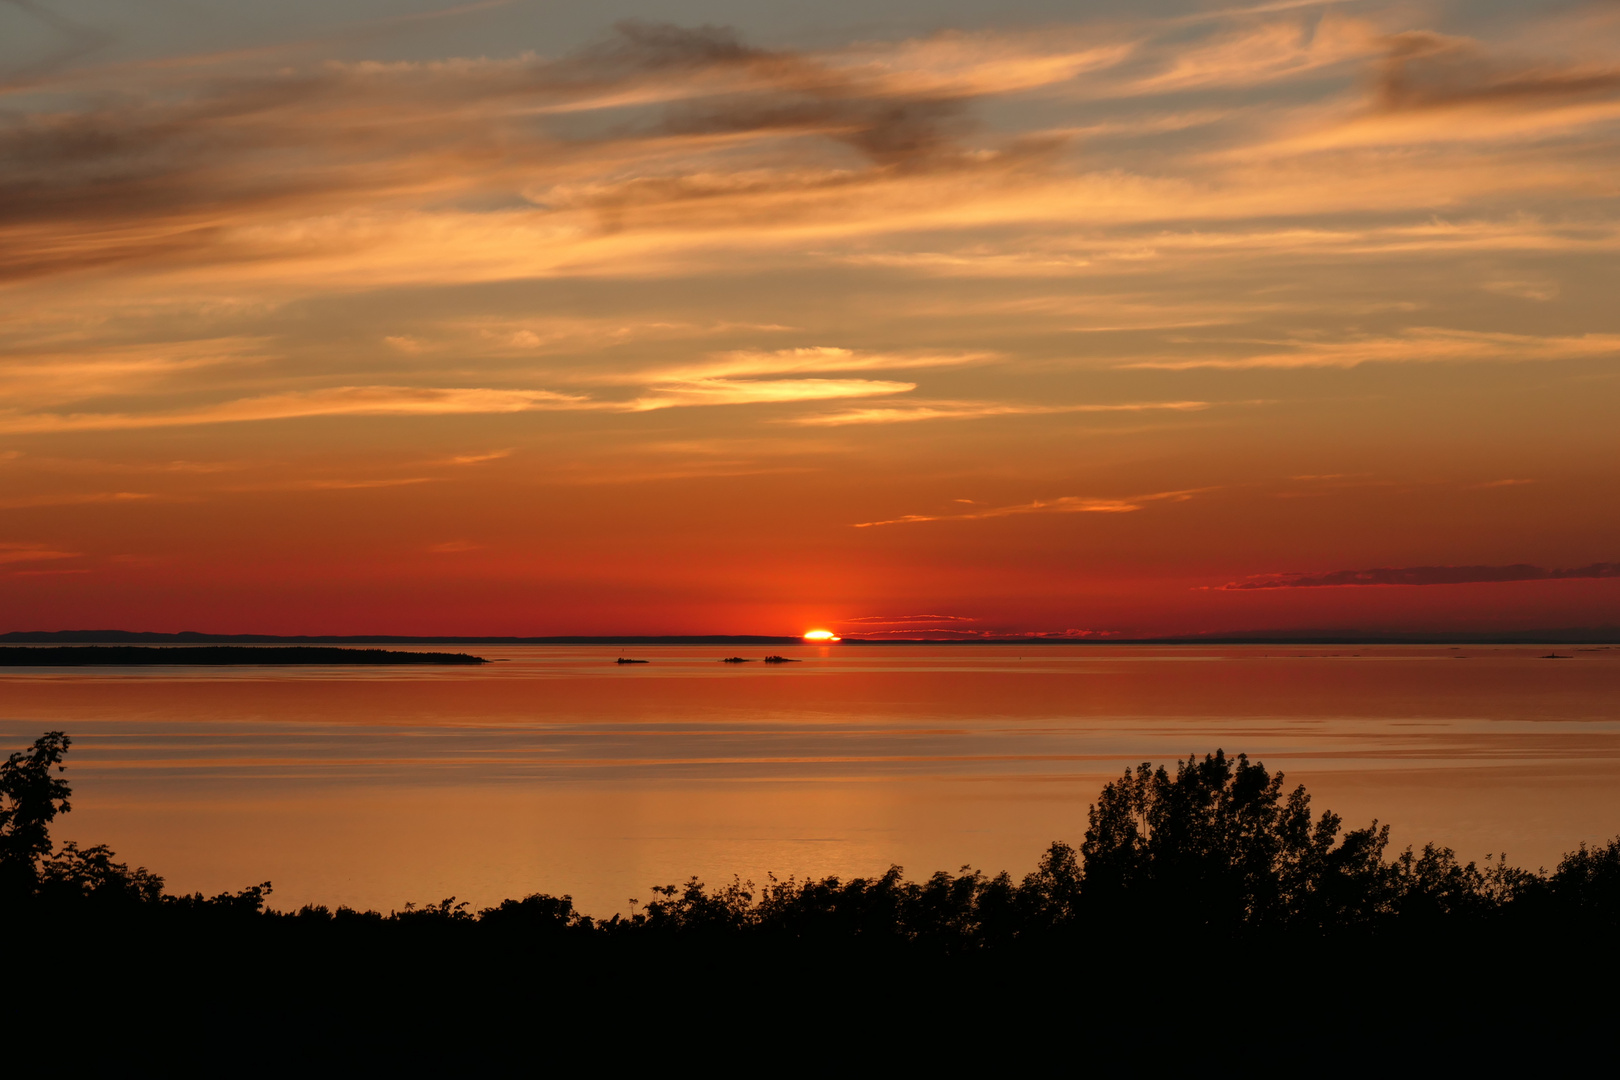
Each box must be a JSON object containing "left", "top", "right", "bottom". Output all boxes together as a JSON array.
[
  {"left": 5, "top": 731, "right": 1618, "bottom": 1062},
  {"left": 0, "top": 646, "right": 488, "bottom": 665}
]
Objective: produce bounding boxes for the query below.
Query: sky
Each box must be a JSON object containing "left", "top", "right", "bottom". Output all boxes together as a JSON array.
[{"left": 1, "top": 0, "right": 1617, "bottom": 637}]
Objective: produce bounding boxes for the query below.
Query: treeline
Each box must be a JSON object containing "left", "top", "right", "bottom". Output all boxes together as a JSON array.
[{"left": 5, "top": 731, "right": 1619, "bottom": 944}]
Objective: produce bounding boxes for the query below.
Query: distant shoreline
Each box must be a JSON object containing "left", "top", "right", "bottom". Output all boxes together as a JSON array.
[
  {"left": 2, "top": 630, "right": 1618, "bottom": 647},
  {"left": 0, "top": 646, "right": 489, "bottom": 666}
]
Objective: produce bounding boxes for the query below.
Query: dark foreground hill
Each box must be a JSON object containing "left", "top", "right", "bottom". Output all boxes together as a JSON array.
[
  {"left": 4, "top": 731, "right": 1616, "bottom": 1063},
  {"left": 0, "top": 646, "right": 488, "bottom": 665}
]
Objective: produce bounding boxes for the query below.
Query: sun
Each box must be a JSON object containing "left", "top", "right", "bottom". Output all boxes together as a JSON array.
[{"left": 802, "top": 630, "right": 841, "bottom": 642}]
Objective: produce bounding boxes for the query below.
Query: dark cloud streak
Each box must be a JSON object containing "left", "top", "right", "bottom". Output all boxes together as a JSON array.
[
  {"left": 1375, "top": 31, "right": 1620, "bottom": 112},
  {"left": 0, "top": 20, "right": 1020, "bottom": 281},
  {"left": 1222, "top": 563, "right": 1620, "bottom": 590}
]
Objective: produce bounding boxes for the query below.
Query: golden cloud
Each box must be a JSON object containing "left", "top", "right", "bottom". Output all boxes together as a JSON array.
[{"left": 853, "top": 487, "right": 1212, "bottom": 527}]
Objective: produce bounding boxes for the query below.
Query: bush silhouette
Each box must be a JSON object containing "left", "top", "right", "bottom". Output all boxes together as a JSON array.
[{"left": 5, "top": 730, "right": 1620, "bottom": 946}]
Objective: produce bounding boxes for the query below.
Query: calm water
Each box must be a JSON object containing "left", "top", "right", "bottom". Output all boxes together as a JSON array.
[{"left": 2, "top": 644, "right": 1618, "bottom": 915}]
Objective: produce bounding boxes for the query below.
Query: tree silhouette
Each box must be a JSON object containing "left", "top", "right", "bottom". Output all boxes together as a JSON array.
[
  {"left": 1080, "top": 749, "right": 1399, "bottom": 929},
  {"left": 4, "top": 730, "right": 1618, "bottom": 945},
  {"left": 0, "top": 731, "right": 73, "bottom": 901}
]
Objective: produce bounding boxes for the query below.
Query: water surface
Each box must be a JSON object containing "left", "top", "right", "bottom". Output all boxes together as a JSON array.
[{"left": 2, "top": 644, "right": 1617, "bottom": 915}]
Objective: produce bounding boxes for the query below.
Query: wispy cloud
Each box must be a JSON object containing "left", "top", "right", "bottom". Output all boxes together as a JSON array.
[
  {"left": 0, "top": 21, "right": 1090, "bottom": 286},
  {"left": 0, "top": 338, "right": 269, "bottom": 407},
  {"left": 796, "top": 399, "right": 1211, "bottom": 426},
  {"left": 627, "top": 377, "right": 914, "bottom": 411},
  {"left": 1125, "top": 13, "right": 1375, "bottom": 93},
  {"left": 843, "top": 613, "right": 977, "bottom": 623},
  {"left": 0, "top": 386, "right": 588, "bottom": 433},
  {"left": 5, "top": 10, "right": 1608, "bottom": 299},
  {"left": 1374, "top": 31, "right": 1620, "bottom": 115},
  {"left": 0, "top": 542, "right": 80, "bottom": 565},
  {"left": 224, "top": 477, "right": 436, "bottom": 493},
  {"left": 854, "top": 487, "right": 1210, "bottom": 528},
  {"left": 446, "top": 449, "right": 515, "bottom": 465},
  {"left": 0, "top": 491, "right": 153, "bottom": 510},
  {"left": 0, "top": 376, "right": 924, "bottom": 432},
  {"left": 636, "top": 346, "right": 994, "bottom": 382},
  {"left": 1123, "top": 330, "right": 1620, "bottom": 370},
  {"left": 1218, "top": 563, "right": 1620, "bottom": 590}
]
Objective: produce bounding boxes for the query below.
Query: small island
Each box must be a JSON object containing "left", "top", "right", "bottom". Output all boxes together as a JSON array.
[{"left": 0, "top": 646, "right": 489, "bottom": 666}]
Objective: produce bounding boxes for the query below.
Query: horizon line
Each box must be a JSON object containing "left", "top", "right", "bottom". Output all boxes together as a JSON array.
[{"left": 4, "top": 629, "right": 1620, "bottom": 646}]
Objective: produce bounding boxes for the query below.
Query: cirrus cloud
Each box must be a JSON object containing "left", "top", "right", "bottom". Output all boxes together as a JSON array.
[
  {"left": 1218, "top": 562, "right": 1620, "bottom": 590},
  {"left": 854, "top": 487, "right": 1212, "bottom": 528}
]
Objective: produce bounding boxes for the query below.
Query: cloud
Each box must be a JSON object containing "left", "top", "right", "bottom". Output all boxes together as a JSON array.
[
  {"left": 1374, "top": 32, "right": 1620, "bottom": 114},
  {"left": 843, "top": 624, "right": 1119, "bottom": 638},
  {"left": 0, "top": 376, "right": 918, "bottom": 434},
  {"left": 2, "top": 12, "right": 1612, "bottom": 307},
  {"left": 1248, "top": 32, "right": 1620, "bottom": 154},
  {"left": 0, "top": 6, "right": 1616, "bottom": 493},
  {"left": 1126, "top": 13, "right": 1375, "bottom": 93},
  {"left": 638, "top": 346, "right": 994, "bottom": 382},
  {"left": 0, "top": 491, "right": 153, "bottom": 509},
  {"left": 0, "top": 338, "right": 269, "bottom": 407},
  {"left": 795, "top": 399, "right": 1211, "bottom": 426},
  {"left": 843, "top": 613, "right": 976, "bottom": 623},
  {"left": 226, "top": 477, "right": 435, "bottom": 492},
  {"left": 0, "top": 542, "right": 80, "bottom": 564},
  {"left": 854, "top": 487, "right": 1210, "bottom": 528},
  {"left": 1218, "top": 563, "right": 1620, "bottom": 590},
  {"left": 1, "top": 9, "right": 1614, "bottom": 291},
  {"left": 463, "top": 318, "right": 799, "bottom": 357},
  {"left": 1482, "top": 279, "right": 1559, "bottom": 301},
  {"left": 1123, "top": 329, "right": 1620, "bottom": 370},
  {"left": 0, "top": 21, "right": 1095, "bottom": 286},
  {"left": 841, "top": 627, "right": 989, "bottom": 637},
  {"left": 0, "top": 386, "right": 588, "bottom": 433},
  {"left": 447, "top": 449, "right": 514, "bottom": 464},
  {"left": 627, "top": 377, "right": 914, "bottom": 411}
]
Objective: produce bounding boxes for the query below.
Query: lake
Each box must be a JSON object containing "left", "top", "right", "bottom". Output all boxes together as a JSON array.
[{"left": 2, "top": 643, "right": 1617, "bottom": 916}]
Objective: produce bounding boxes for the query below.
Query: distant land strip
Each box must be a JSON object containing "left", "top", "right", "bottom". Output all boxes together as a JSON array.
[
  {"left": 0, "top": 646, "right": 489, "bottom": 666},
  {"left": 0, "top": 632, "right": 804, "bottom": 646},
  {"left": 3, "top": 630, "right": 1620, "bottom": 645}
]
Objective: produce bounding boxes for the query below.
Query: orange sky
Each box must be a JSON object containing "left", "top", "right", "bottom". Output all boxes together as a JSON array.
[{"left": 2, "top": 0, "right": 1618, "bottom": 636}]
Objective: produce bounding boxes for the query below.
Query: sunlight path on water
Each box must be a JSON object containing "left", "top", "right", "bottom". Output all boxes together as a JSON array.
[{"left": 1, "top": 645, "right": 1618, "bottom": 915}]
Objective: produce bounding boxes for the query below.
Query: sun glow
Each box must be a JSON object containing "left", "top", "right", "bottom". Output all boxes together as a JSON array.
[{"left": 803, "top": 630, "right": 841, "bottom": 642}]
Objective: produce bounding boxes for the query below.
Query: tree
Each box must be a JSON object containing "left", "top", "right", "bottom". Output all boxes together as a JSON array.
[
  {"left": 38, "top": 842, "right": 165, "bottom": 906},
  {"left": 1079, "top": 749, "right": 1390, "bottom": 930},
  {"left": 0, "top": 731, "right": 73, "bottom": 899}
]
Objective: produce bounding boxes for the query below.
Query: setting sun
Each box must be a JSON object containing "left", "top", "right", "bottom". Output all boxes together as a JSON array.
[{"left": 802, "top": 630, "right": 841, "bottom": 642}]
